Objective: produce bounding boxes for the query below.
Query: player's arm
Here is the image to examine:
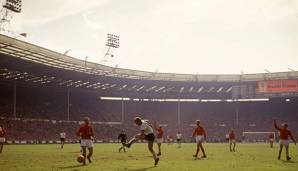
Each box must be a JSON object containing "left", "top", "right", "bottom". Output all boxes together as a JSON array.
[
  {"left": 273, "top": 120, "right": 281, "bottom": 130},
  {"left": 192, "top": 129, "right": 196, "bottom": 138},
  {"left": 289, "top": 131, "right": 296, "bottom": 145}
]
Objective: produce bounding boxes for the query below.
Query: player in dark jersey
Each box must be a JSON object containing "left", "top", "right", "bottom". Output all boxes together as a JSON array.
[{"left": 118, "top": 130, "right": 127, "bottom": 152}]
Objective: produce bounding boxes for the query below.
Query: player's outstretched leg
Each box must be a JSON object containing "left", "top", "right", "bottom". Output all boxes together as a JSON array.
[
  {"left": 148, "top": 141, "right": 159, "bottom": 166},
  {"left": 278, "top": 144, "right": 283, "bottom": 160},
  {"left": 87, "top": 147, "right": 93, "bottom": 163},
  {"left": 119, "top": 145, "right": 126, "bottom": 152},
  {"left": 125, "top": 134, "right": 141, "bottom": 148}
]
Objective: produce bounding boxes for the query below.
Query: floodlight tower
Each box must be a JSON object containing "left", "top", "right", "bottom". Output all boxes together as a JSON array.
[
  {"left": 101, "top": 33, "right": 120, "bottom": 63},
  {"left": 0, "top": 0, "right": 22, "bottom": 32}
]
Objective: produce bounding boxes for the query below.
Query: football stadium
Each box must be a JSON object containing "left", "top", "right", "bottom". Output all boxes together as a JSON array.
[{"left": 0, "top": 1, "right": 298, "bottom": 171}]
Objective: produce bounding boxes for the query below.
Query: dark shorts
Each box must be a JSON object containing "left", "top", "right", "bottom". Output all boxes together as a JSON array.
[
  {"left": 177, "top": 139, "right": 181, "bottom": 142},
  {"left": 145, "top": 133, "right": 155, "bottom": 142},
  {"left": 60, "top": 138, "right": 65, "bottom": 142}
]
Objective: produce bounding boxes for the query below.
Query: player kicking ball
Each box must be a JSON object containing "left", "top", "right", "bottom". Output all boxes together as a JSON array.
[
  {"left": 192, "top": 120, "right": 207, "bottom": 158},
  {"left": 124, "top": 117, "right": 160, "bottom": 166},
  {"left": 274, "top": 120, "right": 296, "bottom": 161},
  {"left": 228, "top": 129, "right": 236, "bottom": 152},
  {"left": 77, "top": 117, "right": 94, "bottom": 165},
  {"left": 0, "top": 125, "right": 6, "bottom": 154}
]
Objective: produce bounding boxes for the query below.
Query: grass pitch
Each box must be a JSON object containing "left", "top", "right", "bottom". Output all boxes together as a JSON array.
[{"left": 0, "top": 143, "right": 297, "bottom": 171}]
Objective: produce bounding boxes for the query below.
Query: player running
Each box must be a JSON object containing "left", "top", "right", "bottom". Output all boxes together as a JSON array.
[
  {"left": 0, "top": 125, "right": 6, "bottom": 153},
  {"left": 176, "top": 131, "right": 182, "bottom": 148},
  {"left": 274, "top": 120, "right": 296, "bottom": 160},
  {"left": 60, "top": 132, "right": 66, "bottom": 149},
  {"left": 268, "top": 133, "right": 274, "bottom": 148},
  {"left": 77, "top": 117, "right": 94, "bottom": 165},
  {"left": 229, "top": 129, "right": 236, "bottom": 152},
  {"left": 124, "top": 117, "right": 160, "bottom": 166},
  {"left": 118, "top": 130, "right": 127, "bottom": 152},
  {"left": 192, "top": 120, "right": 207, "bottom": 158}
]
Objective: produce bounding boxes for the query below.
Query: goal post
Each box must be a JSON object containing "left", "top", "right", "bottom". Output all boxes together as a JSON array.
[{"left": 242, "top": 132, "right": 276, "bottom": 143}]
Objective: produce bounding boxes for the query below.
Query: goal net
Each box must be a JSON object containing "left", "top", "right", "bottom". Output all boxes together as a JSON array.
[{"left": 242, "top": 132, "right": 276, "bottom": 143}]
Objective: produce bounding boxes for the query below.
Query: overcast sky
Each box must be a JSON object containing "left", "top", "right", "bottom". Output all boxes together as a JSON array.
[{"left": 5, "top": 0, "right": 298, "bottom": 74}]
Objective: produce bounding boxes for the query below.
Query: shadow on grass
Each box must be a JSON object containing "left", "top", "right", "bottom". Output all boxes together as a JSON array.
[
  {"left": 281, "top": 160, "right": 297, "bottom": 164},
  {"left": 127, "top": 166, "right": 155, "bottom": 171},
  {"left": 58, "top": 164, "right": 84, "bottom": 169}
]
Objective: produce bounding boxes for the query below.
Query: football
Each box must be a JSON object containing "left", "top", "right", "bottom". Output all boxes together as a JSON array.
[{"left": 77, "top": 155, "right": 85, "bottom": 163}]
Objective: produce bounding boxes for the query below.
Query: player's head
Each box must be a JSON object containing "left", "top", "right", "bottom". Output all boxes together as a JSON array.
[
  {"left": 282, "top": 123, "right": 288, "bottom": 129},
  {"left": 230, "top": 129, "right": 234, "bottom": 132},
  {"left": 83, "top": 117, "right": 90, "bottom": 125},
  {"left": 159, "top": 125, "right": 162, "bottom": 129},
  {"left": 122, "top": 129, "right": 125, "bottom": 133},
  {"left": 0, "top": 125, "right": 3, "bottom": 131},
  {"left": 196, "top": 120, "right": 201, "bottom": 126},
  {"left": 134, "top": 117, "right": 142, "bottom": 126}
]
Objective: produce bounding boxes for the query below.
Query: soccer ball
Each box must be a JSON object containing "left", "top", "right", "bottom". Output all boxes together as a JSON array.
[{"left": 77, "top": 155, "right": 85, "bottom": 163}]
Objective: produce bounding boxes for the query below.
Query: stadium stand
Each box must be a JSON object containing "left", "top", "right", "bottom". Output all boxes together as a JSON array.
[{"left": 0, "top": 34, "right": 298, "bottom": 143}]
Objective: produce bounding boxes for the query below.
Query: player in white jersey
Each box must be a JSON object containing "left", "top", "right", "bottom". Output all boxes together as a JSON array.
[
  {"left": 124, "top": 117, "right": 160, "bottom": 166},
  {"left": 176, "top": 131, "right": 182, "bottom": 148},
  {"left": 60, "top": 132, "right": 66, "bottom": 149}
]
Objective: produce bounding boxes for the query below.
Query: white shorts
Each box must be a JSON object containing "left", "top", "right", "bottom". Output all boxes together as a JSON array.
[
  {"left": 229, "top": 139, "right": 236, "bottom": 143},
  {"left": 0, "top": 137, "right": 5, "bottom": 143},
  {"left": 279, "top": 139, "right": 289, "bottom": 146},
  {"left": 269, "top": 138, "right": 274, "bottom": 142},
  {"left": 156, "top": 138, "right": 163, "bottom": 144},
  {"left": 80, "top": 139, "right": 93, "bottom": 148},
  {"left": 195, "top": 135, "right": 204, "bottom": 143}
]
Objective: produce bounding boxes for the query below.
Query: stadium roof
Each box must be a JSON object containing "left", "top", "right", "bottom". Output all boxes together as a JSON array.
[{"left": 0, "top": 34, "right": 297, "bottom": 82}]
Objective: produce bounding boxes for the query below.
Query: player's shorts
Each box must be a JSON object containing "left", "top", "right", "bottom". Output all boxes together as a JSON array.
[
  {"left": 156, "top": 138, "right": 163, "bottom": 144},
  {"left": 60, "top": 138, "right": 65, "bottom": 142},
  {"left": 145, "top": 133, "right": 155, "bottom": 142},
  {"left": 279, "top": 139, "right": 289, "bottom": 146},
  {"left": 195, "top": 135, "right": 204, "bottom": 143},
  {"left": 0, "top": 137, "right": 5, "bottom": 143},
  {"left": 177, "top": 138, "right": 181, "bottom": 142},
  {"left": 229, "top": 139, "right": 236, "bottom": 143},
  {"left": 269, "top": 138, "right": 274, "bottom": 142},
  {"left": 80, "top": 139, "right": 93, "bottom": 148}
]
